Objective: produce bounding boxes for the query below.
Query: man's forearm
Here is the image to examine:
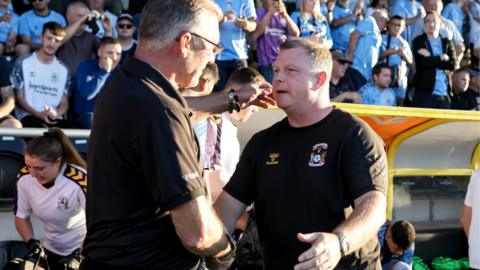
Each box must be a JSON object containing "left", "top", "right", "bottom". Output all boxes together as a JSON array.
[
  {"left": 186, "top": 93, "right": 229, "bottom": 114},
  {"left": 334, "top": 191, "right": 387, "bottom": 253}
]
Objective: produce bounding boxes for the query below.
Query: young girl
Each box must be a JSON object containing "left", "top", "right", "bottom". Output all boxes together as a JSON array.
[{"left": 15, "top": 128, "right": 86, "bottom": 270}]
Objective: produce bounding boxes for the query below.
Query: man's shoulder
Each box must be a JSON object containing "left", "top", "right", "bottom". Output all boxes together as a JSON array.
[{"left": 19, "top": 10, "right": 34, "bottom": 19}]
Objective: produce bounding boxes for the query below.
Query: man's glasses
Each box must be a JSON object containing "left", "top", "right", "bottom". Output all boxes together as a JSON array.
[
  {"left": 30, "top": 0, "right": 44, "bottom": 3},
  {"left": 118, "top": 23, "right": 134, "bottom": 29},
  {"left": 184, "top": 32, "right": 223, "bottom": 55}
]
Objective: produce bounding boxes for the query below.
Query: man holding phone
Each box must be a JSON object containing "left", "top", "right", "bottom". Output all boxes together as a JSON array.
[{"left": 214, "top": 0, "right": 257, "bottom": 91}]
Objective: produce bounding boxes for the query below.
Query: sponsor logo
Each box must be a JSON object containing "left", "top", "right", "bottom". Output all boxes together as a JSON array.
[{"left": 266, "top": 152, "right": 280, "bottom": 165}]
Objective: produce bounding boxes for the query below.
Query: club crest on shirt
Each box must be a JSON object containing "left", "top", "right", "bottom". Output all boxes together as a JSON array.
[
  {"left": 266, "top": 152, "right": 279, "bottom": 165},
  {"left": 29, "top": 71, "right": 35, "bottom": 78},
  {"left": 51, "top": 72, "right": 59, "bottom": 83},
  {"left": 57, "top": 196, "right": 69, "bottom": 210},
  {"left": 308, "top": 143, "right": 328, "bottom": 167}
]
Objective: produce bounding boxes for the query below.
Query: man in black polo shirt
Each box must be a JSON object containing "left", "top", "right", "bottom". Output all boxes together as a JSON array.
[
  {"left": 82, "top": 0, "right": 273, "bottom": 269},
  {"left": 214, "top": 39, "right": 388, "bottom": 270}
]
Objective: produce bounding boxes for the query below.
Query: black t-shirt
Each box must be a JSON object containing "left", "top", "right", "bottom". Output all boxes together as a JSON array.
[
  {"left": 224, "top": 108, "right": 387, "bottom": 270},
  {"left": 451, "top": 89, "right": 479, "bottom": 110},
  {"left": 83, "top": 56, "right": 205, "bottom": 269}
]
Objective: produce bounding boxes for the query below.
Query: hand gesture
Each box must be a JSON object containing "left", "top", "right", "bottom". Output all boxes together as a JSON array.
[
  {"left": 294, "top": 232, "right": 341, "bottom": 270},
  {"left": 235, "top": 82, "right": 276, "bottom": 109},
  {"left": 235, "top": 17, "right": 248, "bottom": 29},
  {"left": 224, "top": 10, "right": 236, "bottom": 21},
  {"left": 440, "top": 53, "right": 450, "bottom": 61},
  {"left": 101, "top": 14, "right": 112, "bottom": 35},
  {"left": 417, "top": 48, "right": 430, "bottom": 57},
  {"left": 99, "top": 56, "right": 114, "bottom": 72},
  {"left": 58, "top": 248, "right": 83, "bottom": 270}
]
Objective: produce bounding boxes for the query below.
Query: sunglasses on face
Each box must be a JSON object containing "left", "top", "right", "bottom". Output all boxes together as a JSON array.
[
  {"left": 30, "top": 0, "right": 44, "bottom": 3},
  {"left": 118, "top": 23, "right": 134, "bottom": 29}
]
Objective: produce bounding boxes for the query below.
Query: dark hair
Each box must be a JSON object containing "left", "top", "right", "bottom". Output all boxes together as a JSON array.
[
  {"left": 453, "top": 66, "right": 471, "bottom": 76},
  {"left": 390, "top": 15, "right": 405, "bottom": 21},
  {"left": 42, "top": 22, "right": 66, "bottom": 37},
  {"left": 99, "top": 37, "right": 121, "bottom": 48},
  {"left": 391, "top": 220, "right": 416, "bottom": 250},
  {"left": 372, "top": 63, "right": 391, "bottom": 77},
  {"left": 226, "top": 67, "right": 266, "bottom": 86},
  {"left": 26, "top": 128, "right": 86, "bottom": 169},
  {"left": 425, "top": 11, "right": 441, "bottom": 21},
  {"left": 200, "top": 63, "right": 220, "bottom": 84}
]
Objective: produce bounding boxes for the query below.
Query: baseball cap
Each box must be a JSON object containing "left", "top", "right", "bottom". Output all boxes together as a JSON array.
[
  {"left": 331, "top": 50, "right": 352, "bottom": 64},
  {"left": 117, "top": 13, "right": 135, "bottom": 24}
]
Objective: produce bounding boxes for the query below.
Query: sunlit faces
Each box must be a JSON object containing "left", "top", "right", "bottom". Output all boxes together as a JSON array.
[
  {"left": 372, "top": 10, "right": 389, "bottom": 32},
  {"left": 424, "top": 13, "right": 441, "bottom": 36},
  {"left": 182, "top": 14, "right": 220, "bottom": 89},
  {"left": 41, "top": 30, "right": 65, "bottom": 56},
  {"left": 272, "top": 47, "right": 325, "bottom": 111},
  {"left": 373, "top": 67, "right": 391, "bottom": 89},
  {"left": 388, "top": 19, "right": 405, "bottom": 37},
  {"left": 31, "top": 0, "right": 49, "bottom": 11},
  {"left": 332, "top": 59, "right": 348, "bottom": 79},
  {"left": 66, "top": 4, "right": 89, "bottom": 25},
  {"left": 116, "top": 19, "right": 136, "bottom": 39},
  {"left": 25, "top": 155, "right": 62, "bottom": 186},
  {"left": 452, "top": 71, "right": 470, "bottom": 93},
  {"left": 302, "top": 0, "right": 318, "bottom": 13},
  {"left": 98, "top": 43, "right": 122, "bottom": 69}
]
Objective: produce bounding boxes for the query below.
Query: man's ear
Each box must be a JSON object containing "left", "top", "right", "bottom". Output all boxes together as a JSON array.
[
  {"left": 177, "top": 32, "right": 193, "bottom": 58},
  {"left": 314, "top": 71, "right": 328, "bottom": 90}
]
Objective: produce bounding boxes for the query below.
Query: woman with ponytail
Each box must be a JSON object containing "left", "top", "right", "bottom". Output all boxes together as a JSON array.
[{"left": 14, "top": 128, "right": 86, "bottom": 270}]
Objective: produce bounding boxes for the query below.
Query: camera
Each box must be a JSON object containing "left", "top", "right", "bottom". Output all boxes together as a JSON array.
[{"left": 86, "top": 14, "right": 104, "bottom": 35}]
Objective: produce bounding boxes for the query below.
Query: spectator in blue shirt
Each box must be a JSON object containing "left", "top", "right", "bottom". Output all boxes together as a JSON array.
[
  {"left": 18, "top": 0, "right": 66, "bottom": 53},
  {"left": 214, "top": 0, "right": 257, "bottom": 92},
  {"left": 73, "top": 37, "right": 121, "bottom": 128},
  {"left": 290, "top": 0, "right": 332, "bottom": 49},
  {"left": 347, "top": 8, "right": 388, "bottom": 90},
  {"left": 0, "top": 0, "right": 19, "bottom": 55},
  {"left": 379, "top": 15, "right": 413, "bottom": 105},
  {"left": 378, "top": 220, "right": 416, "bottom": 270},
  {"left": 391, "top": 0, "right": 425, "bottom": 45},
  {"left": 330, "top": 0, "right": 362, "bottom": 52},
  {"left": 411, "top": 0, "right": 465, "bottom": 63},
  {"left": 442, "top": 0, "right": 468, "bottom": 39},
  {"left": 359, "top": 63, "right": 397, "bottom": 106}
]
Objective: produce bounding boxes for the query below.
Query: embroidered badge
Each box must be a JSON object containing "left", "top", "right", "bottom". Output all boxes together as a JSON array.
[
  {"left": 57, "top": 196, "right": 69, "bottom": 210},
  {"left": 308, "top": 143, "right": 328, "bottom": 167},
  {"left": 51, "top": 72, "right": 59, "bottom": 83},
  {"left": 266, "top": 153, "right": 280, "bottom": 165}
]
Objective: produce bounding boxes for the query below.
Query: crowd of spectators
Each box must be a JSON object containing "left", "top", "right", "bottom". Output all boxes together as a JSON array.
[{"left": 0, "top": 0, "right": 478, "bottom": 130}]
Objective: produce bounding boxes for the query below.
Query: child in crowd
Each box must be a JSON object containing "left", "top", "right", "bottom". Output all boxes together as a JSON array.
[
  {"left": 359, "top": 63, "right": 397, "bottom": 106},
  {"left": 379, "top": 15, "right": 413, "bottom": 106}
]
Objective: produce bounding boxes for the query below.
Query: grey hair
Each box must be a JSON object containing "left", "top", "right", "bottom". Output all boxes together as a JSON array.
[
  {"left": 279, "top": 39, "right": 332, "bottom": 75},
  {"left": 138, "top": 0, "right": 222, "bottom": 48}
]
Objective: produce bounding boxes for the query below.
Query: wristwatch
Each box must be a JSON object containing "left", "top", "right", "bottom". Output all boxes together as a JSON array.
[
  {"left": 227, "top": 89, "right": 241, "bottom": 113},
  {"left": 334, "top": 232, "right": 349, "bottom": 257}
]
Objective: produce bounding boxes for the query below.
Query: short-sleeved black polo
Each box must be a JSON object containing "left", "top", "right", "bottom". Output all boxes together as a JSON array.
[
  {"left": 83, "top": 55, "right": 205, "bottom": 269},
  {"left": 225, "top": 108, "right": 387, "bottom": 270}
]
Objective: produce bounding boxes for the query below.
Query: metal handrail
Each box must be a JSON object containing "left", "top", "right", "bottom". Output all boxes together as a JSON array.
[{"left": 0, "top": 128, "right": 90, "bottom": 138}]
